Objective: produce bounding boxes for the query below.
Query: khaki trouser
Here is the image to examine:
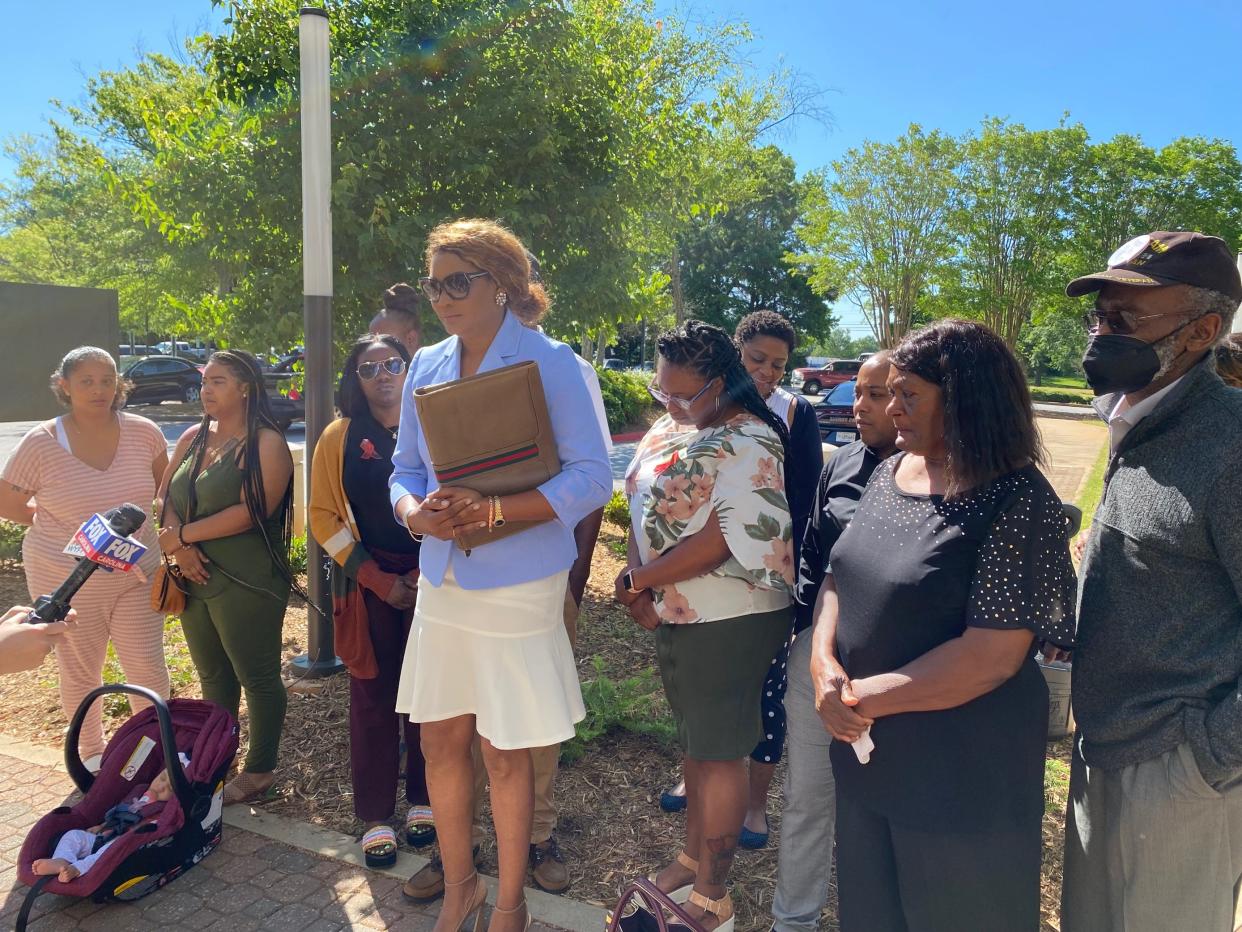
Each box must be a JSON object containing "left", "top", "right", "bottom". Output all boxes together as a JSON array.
[{"left": 471, "top": 591, "right": 579, "bottom": 846}]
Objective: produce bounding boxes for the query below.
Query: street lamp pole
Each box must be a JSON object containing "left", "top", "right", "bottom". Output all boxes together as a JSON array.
[{"left": 289, "top": 5, "right": 342, "bottom": 678}]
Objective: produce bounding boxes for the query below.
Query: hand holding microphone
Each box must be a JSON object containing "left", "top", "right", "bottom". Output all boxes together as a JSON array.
[
  {"left": 29, "top": 503, "right": 148, "bottom": 623},
  {"left": 0, "top": 606, "right": 75, "bottom": 674}
]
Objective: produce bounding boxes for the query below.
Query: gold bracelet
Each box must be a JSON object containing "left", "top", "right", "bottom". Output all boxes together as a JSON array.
[
  {"left": 486, "top": 496, "right": 496, "bottom": 532},
  {"left": 492, "top": 495, "right": 506, "bottom": 528}
]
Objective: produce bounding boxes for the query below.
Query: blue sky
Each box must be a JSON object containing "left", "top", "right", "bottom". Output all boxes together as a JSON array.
[{"left": 3, "top": 1, "right": 1239, "bottom": 332}]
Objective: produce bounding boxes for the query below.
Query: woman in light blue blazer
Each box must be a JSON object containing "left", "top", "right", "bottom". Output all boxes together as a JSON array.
[{"left": 389, "top": 219, "right": 611, "bottom": 932}]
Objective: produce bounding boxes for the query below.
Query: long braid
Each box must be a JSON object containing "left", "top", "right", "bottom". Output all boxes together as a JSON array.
[
  {"left": 656, "top": 320, "right": 790, "bottom": 452},
  {"left": 190, "top": 351, "right": 298, "bottom": 590}
]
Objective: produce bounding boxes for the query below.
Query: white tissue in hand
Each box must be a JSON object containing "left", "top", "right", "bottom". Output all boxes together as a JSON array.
[{"left": 853, "top": 727, "right": 874, "bottom": 764}]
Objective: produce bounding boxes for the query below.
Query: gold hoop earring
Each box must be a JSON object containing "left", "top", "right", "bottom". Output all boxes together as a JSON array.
[{"left": 495, "top": 291, "right": 508, "bottom": 307}]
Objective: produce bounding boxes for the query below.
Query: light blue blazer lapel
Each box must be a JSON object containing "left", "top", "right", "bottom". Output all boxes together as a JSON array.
[{"left": 477, "top": 311, "right": 524, "bottom": 374}]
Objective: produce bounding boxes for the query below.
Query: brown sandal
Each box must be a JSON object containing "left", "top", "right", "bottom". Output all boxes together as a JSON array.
[{"left": 223, "top": 770, "right": 277, "bottom": 806}]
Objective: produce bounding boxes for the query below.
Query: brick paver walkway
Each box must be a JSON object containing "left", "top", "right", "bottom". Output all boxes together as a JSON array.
[{"left": 0, "top": 751, "right": 571, "bottom": 931}]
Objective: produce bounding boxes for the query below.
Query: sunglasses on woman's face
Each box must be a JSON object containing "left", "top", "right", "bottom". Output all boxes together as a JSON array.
[
  {"left": 647, "top": 376, "right": 717, "bottom": 412},
  {"left": 418, "top": 270, "right": 491, "bottom": 303},
  {"left": 357, "top": 357, "right": 407, "bottom": 381}
]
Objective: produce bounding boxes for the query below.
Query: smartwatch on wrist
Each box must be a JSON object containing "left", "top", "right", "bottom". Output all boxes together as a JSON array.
[{"left": 623, "top": 569, "right": 646, "bottom": 595}]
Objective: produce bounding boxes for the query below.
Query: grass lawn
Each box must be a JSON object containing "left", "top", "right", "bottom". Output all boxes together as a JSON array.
[
  {"left": 1073, "top": 441, "right": 1110, "bottom": 532},
  {"left": 1043, "top": 375, "right": 1089, "bottom": 390}
]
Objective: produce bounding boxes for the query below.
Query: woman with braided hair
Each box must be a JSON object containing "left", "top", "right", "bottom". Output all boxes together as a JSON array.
[
  {"left": 617, "top": 320, "right": 795, "bottom": 932},
  {"left": 157, "top": 349, "right": 294, "bottom": 805}
]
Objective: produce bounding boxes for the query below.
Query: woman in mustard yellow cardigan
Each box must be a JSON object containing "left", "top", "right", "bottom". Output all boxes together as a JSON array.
[{"left": 309, "top": 333, "right": 432, "bottom": 867}]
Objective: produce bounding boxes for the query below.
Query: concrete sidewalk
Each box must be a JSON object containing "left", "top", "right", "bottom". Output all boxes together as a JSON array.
[{"left": 0, "top": 737, "right": 602, "bottom": 932}]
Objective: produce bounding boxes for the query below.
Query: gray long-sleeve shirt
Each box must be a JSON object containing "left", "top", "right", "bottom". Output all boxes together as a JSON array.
[{"left": 1073, "top": 356, "right": 1242, "bottom": 785}]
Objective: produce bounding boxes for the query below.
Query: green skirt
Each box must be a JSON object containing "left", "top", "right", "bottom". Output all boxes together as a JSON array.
[{"left": 654, "top": 607, "right": 792, "bottom": 761}]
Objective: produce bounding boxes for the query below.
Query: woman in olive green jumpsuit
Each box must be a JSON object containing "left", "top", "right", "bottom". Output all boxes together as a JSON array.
[{"left": 157, "top": 350, "right": 294, "bottom": 805}]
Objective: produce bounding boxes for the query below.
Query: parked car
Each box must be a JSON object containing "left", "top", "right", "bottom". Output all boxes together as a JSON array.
[
  {"left": 814, "top": 379, "right": 858, "bottom": 446},
  {"left": 122, "top": 356, "right": 204, "bottom": 405},
  {"left": 791, "top": 358, "right": 862, "bottom": 395},
  {"left": 118, "top": 344, "right": 153, "bottom": 358},
  {"left": 601, "top": 358, "right": 627, "bottom": 372},
  {"left": 266, "top": 387, "right": 304, "bottom": 432},
  {"left": 261, "top": 352, "right": 305, "bottom": 430}
]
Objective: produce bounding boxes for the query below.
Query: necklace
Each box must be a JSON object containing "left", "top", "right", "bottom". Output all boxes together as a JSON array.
[{"left": 204, "top": 433, "right": 244, "bottom": 467}]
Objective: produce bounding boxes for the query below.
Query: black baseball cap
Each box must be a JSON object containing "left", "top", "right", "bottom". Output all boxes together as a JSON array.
[{"left": 1066, "top": 231, "right": 1242, "bottom": 304}]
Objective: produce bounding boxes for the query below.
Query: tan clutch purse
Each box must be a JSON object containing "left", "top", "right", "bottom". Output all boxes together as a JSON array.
[{"left": 414, "top": 360, "right": 561, "bottom": 551}]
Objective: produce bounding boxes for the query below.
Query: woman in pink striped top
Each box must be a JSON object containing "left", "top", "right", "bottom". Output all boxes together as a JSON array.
[{"left": 0, "top": 347, "right": 170, "bottom": 767}]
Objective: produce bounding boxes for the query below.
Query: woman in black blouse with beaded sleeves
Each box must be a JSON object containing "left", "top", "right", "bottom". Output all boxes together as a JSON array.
[{"left": 812, "top": 320, "right": 1076, "bottom": 932}]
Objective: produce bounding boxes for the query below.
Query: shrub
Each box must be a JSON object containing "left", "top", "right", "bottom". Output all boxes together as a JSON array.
[
  {"left": 1030, "top": 386, "right": 1093, "bottom": 405},
  {"left": 562, "top": 657, "right": 675, "bottom": 763},
  {"left": 596, "top": 367, "right": 654, "bottom": 432},
  {"left": 604, "top": 490, "right": 630, "bottom": 529},
  {"left": 0, "top": 520, "right": 25, "bottom": 566},
  {"left": 288, "top": 534, "right": 308, "bottom": 576}
]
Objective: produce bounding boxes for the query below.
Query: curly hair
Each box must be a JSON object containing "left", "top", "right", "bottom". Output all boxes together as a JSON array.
[
  {"left": 338, "top": 334, "right": 410, "bottom": 421},
  {"left": 656, "top": 319, "right": 790, "bottom": 450},
  {"left": 1217, "top": 332, "right": 1242, "bottom": 388},
  {"left": 890, "top": 319, "right": 1044, "bottom": 498},
  {"left": 734, "top": 310, "right": 797, "bottom": 355},
  {"left": 50, "top": 346, "right": 130, "bottom": 410},
  {"left": 425, "top": 219, "right": 550, "bottom": 325}
]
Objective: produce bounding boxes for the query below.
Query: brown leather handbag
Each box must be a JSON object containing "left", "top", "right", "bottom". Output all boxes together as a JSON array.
[
  {"left": 150, "top": 559, "right": 187, "bottom": 615},
  {"left": 413, "top": 360, "right": 561, "bottom": 552}
]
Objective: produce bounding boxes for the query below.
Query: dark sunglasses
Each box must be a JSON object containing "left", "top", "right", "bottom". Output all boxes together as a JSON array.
[
  {"left": 418, "top": 271, "right": 491, "bottom": 303},
  {"left": 357, "top": 357, "right": 406, "bottom": 381},
  {"left": 1084, "top": 307, "right": 1187, "bottom": 336}
]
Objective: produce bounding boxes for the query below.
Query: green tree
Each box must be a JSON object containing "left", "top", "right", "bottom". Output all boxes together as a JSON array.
[
  {"left": 102, "top": 0, "right": 750, "bottom": 349},
  {"left": 1017, "top": 312, "right": 1086, "bottom": 385},
  {"left": 795, "top": 125, "right": 962, "bottom": 348},
  {"left": 676, "top": 145, "right": 834, "bottom": 343},
  {"left": 941, "top": 118, "right": 1089, "bottom": 346}
]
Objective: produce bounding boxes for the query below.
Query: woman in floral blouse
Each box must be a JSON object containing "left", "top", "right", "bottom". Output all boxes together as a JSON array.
[{"left": 616, "top": 320, "right": 794, "bottom": 932}]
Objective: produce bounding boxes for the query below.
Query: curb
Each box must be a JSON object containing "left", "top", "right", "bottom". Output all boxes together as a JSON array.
[{"left": 0, "top": 733, "right": 607, "bottom": 932}]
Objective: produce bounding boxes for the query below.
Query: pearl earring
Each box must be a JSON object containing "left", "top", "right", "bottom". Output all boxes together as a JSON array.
[{"left": 495, "top": 291, "right": 508, "bottom": 307}]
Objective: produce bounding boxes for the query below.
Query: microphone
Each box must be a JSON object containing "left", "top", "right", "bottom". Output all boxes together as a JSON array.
[{"left": 30, "top": 503, "right": 149, "bottom": 623}]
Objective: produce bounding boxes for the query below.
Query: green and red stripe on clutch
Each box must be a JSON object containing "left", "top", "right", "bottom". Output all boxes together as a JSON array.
[{"left": 434, "top": 444, "right": 540, "bottom": 483}]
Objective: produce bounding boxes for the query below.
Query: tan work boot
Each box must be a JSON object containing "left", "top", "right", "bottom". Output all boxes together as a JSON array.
[
  {"left": 529, "top": 836, "right": 570, "bottom": 894},
  {"left": 400, "top": 844, "right": 483, "bottom": 903}
]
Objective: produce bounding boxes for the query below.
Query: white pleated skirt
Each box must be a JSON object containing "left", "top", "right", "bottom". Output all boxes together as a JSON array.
[{"left": 394, "top": 567, "right": 585, "bottom": 750}]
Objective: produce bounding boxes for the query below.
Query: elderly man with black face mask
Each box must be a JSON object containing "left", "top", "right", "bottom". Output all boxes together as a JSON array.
[{"left": 1061, "top": 231, "right": 1242, "bottom": 932}]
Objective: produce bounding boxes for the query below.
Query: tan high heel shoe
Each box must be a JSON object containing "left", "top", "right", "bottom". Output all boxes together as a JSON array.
[
  {"left": 684, "top": 889, "right": 734, "bottom": 932},
  {"left": 649, "top": 850, "right": 697, "bottom": 904},
  {"left": 442, "top": 870, "right": 487, "bottom": 932},
  {"left": 490, "top": 899, "right": 531, "bottom": 932}
]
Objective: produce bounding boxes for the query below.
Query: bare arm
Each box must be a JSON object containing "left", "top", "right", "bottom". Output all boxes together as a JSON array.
[
  {"left": 567, "top": 507, "right": 605, "bottom": 608},
  {"left": 809, "top": 574, "right": 873, "bottom": 741},
  {"left": 180, "top": 430, "right": 292, "bottom": 544},
  {"left": 0, "top": 481, "right": 35, "bottom": 526},
  {"left": 852, "top": 627, "right": 1035, "bottom": 718},
  {"left": 628, "top": 511, "right": 730, "bottom": 591}
]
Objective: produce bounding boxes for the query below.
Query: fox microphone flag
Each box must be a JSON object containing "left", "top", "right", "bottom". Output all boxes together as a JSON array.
[{"left": 30, "top": 503, "right": 148, "bottom": 623}]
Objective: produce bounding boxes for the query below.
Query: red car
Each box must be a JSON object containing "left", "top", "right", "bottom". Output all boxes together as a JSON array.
[{"left": 790, "top": 359, "right": 862, "bottom": 396}]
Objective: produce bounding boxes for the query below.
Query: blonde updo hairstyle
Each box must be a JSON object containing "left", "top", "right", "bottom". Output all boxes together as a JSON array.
[
  {"left": 425, "top": 218, "right": 550, "bottom": 325},
  {"left": 50, "top": 346, "right": 130, "bottom": 410}
]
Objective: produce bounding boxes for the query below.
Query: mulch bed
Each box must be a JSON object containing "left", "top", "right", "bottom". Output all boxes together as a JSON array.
[{"left": 0, "top": 532, "right": 1072, "bottom": 931}]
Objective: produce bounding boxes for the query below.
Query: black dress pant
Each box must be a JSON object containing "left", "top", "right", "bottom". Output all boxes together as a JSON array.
[{"left": 835, "top": 787, "right": 1042, "bottom": 932}]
